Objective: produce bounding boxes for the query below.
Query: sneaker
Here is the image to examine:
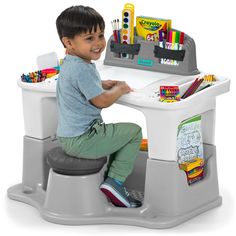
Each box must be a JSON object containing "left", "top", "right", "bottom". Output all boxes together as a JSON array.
[{"left": 100, "top": 177, "right": 142, "bottom": 208}]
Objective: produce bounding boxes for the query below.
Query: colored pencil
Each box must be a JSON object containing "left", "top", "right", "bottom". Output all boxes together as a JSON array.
[
  {"left": 181, "top": 77, "right": 199, "bottom": 99},
  {"left": 184, "top": 78, "right": 204, "bottom": 98}
]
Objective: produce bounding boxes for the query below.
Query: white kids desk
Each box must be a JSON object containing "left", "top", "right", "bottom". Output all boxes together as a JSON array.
[{"left": 8, "top": 52, "right": 230, "bottom": 228}]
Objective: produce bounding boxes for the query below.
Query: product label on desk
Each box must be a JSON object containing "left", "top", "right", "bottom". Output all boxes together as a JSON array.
[{"left": 137, "top": 57, "right": 154, "bottom": 67}]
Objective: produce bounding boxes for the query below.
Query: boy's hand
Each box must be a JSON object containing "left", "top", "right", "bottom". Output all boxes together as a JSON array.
[
  {"left": 91, "top": 81, "right": 133, "bottom": 108},
  {"left": 102, "top": 80, "right": 118, "bottom": 90},
  {"left": 115, "top": 81, "right": 133, "bottom": 94}
]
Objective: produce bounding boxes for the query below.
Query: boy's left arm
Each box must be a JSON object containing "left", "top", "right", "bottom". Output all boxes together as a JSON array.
[{"left": 102, "top": 80, "right": 118, "bottom": 90}]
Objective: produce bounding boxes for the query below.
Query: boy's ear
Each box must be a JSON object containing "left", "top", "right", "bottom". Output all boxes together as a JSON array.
[{"left": 61, "top": 37, "right": 73, "bottom": 49}]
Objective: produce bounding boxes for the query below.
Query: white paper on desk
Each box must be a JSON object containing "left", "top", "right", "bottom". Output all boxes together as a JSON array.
[{"left": 98, "top": 65, "right": 165, "bottom": 90}]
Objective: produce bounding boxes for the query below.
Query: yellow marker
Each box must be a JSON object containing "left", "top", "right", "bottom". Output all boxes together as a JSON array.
[{"left": 171, "top": 31, "right": 176, "bottom": 65}]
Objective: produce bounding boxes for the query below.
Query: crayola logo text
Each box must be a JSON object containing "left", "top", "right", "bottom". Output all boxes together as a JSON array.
[{"left": 139, "top": 20, "right": 161, "bottom": 31}]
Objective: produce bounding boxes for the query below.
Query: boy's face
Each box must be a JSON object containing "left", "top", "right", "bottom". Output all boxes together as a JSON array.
[{"left": 63, "top": 25, "right": 106, "bottom": 63}]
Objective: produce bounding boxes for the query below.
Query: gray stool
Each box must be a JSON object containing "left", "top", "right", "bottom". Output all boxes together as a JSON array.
[
  {"left": 43, "top": 147, "right": 108, "bottom": 221},
  {"left": 47, "top": 146, "right": 107, "bottom": 176}
]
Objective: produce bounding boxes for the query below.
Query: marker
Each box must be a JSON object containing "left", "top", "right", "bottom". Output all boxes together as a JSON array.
[
  {"left": 175, "top": 31, "right": 180, "bottom": 48},
  {"left": 179, "top": 32, "right": 185, "bottom": 50},
  {"left": 171, "top": 31, "right": 176, "bottom": 65},
  {"left": 164, "top": 31, "right": 172, "bottom": 64},
  {"left": 158, "top": 30, "right": 164, "bottom": 64},
  {"left": 171, "top": 31, "right": 176, "bottom": 48},
  {"left": 174, "top": 31, "right": 180, "bottom": 65},
  {"left": 169, "top": 30, "right": 172, "bottom": 44}
]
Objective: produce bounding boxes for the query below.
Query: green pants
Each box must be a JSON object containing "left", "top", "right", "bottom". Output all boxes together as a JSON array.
[{"left": 59, "top": 121, "right": 142, "bottom": 182}]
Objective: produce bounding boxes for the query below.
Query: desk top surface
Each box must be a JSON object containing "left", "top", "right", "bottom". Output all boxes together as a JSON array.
[{"left": 18, "top": 61, "right": 230, "bottom": 110}]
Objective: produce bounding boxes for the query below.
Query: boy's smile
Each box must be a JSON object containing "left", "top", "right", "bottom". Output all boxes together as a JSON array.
[{"left": 63, "top": 25, "right": 106, "bottom": 63}]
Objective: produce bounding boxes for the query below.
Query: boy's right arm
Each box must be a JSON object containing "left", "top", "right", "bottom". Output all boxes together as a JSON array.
[{"left": 90, "top": 81, "right": 132, "bottom": 108}]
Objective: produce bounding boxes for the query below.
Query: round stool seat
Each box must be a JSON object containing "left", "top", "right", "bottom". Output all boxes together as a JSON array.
[{"left": 47, "top": 147, "right": 107, "bottom": 176}]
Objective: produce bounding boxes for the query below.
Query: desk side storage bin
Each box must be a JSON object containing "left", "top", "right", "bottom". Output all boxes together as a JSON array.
[
  {"left": 19, "top": 89, "right": 58, "bottom": 140},
  {"left": 143, "top": 144, "right": 221, "bottom": 220},
  {"left": 104, "top": 29, "right": 199, "bottom": 75}
]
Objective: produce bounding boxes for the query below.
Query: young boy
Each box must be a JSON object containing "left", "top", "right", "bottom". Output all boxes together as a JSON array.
[{"left": 56, "top": 5, "right": 142, "bottom": 208}]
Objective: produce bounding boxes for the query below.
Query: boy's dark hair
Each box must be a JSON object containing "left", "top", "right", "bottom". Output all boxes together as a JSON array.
[{"left": 56, "top": 5, "right": 105, "bottom": 47}]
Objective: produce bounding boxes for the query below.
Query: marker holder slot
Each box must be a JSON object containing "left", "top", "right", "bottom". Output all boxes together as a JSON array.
[
  {"left": 110, "top": 40, "right": 140, "bottom": 56},
  {"left": 154, "top": 45, "right": 185, "bottom": 61},
  {"left": 104, "top": 28, "right": 199, "bottom": 75}
]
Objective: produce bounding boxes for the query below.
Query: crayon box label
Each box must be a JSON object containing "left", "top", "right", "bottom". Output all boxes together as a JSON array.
[{"left": 136, "top": 16, "right": 172, "bottom": 41}]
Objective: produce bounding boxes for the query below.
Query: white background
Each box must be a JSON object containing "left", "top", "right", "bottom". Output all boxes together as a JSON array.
[{"left": 0, "top": 0, "right": 235, "bottom": 235}]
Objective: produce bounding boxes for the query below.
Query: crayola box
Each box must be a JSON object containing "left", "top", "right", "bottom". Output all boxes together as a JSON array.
[{"left": 136, "top": 16, "right": 172, "bottom": 41}]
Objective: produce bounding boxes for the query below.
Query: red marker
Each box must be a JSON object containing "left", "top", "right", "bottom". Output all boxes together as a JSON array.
[{"left": 179, "top": 32, "right": 185, "bottom": 49}]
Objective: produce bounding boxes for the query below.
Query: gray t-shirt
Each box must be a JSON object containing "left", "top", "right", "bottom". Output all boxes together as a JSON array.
[{"left": 56, "top": 55, "right": 104, "bottom": 137}]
